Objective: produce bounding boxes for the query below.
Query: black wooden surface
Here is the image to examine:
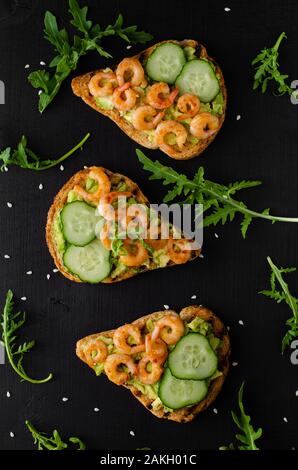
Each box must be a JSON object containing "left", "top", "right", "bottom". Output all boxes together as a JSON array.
[{"left": 0, "top": 0, "right": 298, "bottom": 450}]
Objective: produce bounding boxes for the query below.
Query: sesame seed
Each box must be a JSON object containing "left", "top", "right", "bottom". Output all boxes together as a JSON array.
[
  {"left": 46, "top": 274, "right": 51, "bottom": 280},
  {"left": 191, "top": 294, "right": 197, "bottom": 299},
  {"left": 227, "top": 326, "right": 230, "bottom": 331},
  {"left": 10, "top": 432, "right": 14, "bottom": 438},
  {"left": 21, "top": 297, "right": 27, "bottom": 301},
  {"left": 40, "top": 61, "right": 46, "bottom": 66},
  {"left": 296, "top": 390, "right": 298, "bottom": 396},
  {"left": 236, "top": 115, "right": 241, "bottom": 121},
  {"left": 6, "top": 391, "right": 11, "bottom": 398},
  {"left": 224, "top": 7, "right": 231, "bottom": 12},
  {"left": 4, "top": 166, "right": 8, "bottom": 172},
  {"left": 129, "top": 430, "right": 135, "bottom": 436},
  {"left": 94, "top": 407, "right": 99, "bottom": 412},
  {"left": 83, "top": 166, "right": 88, "bottom": 170},
  {"left": 214, "top": 233, "right": 219, "bottom": 238},
  {"left": 126, "top": 45, "right": 132, "bottom": 50},
  {"left": 38, "top": 90, "right": 43, "bottom": 96},
  {"left": 4, "top": 254, "right": 10, "bottom": 259},
  {"left": 283, "top": 417, "right": 288, "bottom": 423},
  {"left": 62, "top": 397, "right": 69, "bottom": 402},
  {"left": 7, "top": 202, "right": 13, "bottom": 208},
  {"left": 60, "top": 165, "right": 64, "bottom": 171},
  {"left": 199, "top": 253, "right": 204, "bottom": 258},
  {"left": 213, "top": 408, "right": 218, "bottom": 414},
  {"left": 53, "top": 269, "right": 58, "bottom": 273},
  {"left": 39, "top": 183, "right": 43, "bottom": 190},
  {"left": 238, "top": 320, "right": 244, "bottom": 326},
  {"left": 163, "top": 305, "right": 170, "bottom": 310},
  {"left": 26, "top": 270, "right": 33, "bottom": 275},
  {"left": 232, "top": 362, "right": 238, "bottom": 367},
  {"left": 24, "top": 64, "right": 30, "bottom": 69}
]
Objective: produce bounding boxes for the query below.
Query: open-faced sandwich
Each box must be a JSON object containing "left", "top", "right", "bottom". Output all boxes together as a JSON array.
[
  {"left": 72, "top": 39, "right": 226, "bottom": 160},
  {"left": 46, "top": 166, "right": 200, "bottom": 284},
  {"left": 76, "top": 305, "right": 230, "bottom": 422}
]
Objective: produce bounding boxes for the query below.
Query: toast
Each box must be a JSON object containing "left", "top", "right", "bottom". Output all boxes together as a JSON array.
[
  {"left": 46, "top": 166, "right": 201, "bottom": 284},
  {"left": 76, "top": 305, "right": 230, "bottom": 423},
  {"left": 72, "top": 39, "right": 227, "bottom": 160}
]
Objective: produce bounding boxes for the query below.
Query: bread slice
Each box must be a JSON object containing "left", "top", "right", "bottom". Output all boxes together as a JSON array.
[
  {"left": 46, "top": 166, "right": 201, "bottom": 283},
  {"left": 76, "top": 305, "right": 230, "bottom": 423},
  {"left": 72, "top": 39, "right": 227, "bottom": 160}
]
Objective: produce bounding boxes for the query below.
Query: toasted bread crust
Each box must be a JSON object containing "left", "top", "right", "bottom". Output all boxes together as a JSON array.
[
  {"left": 46, "top": 167, "right": 200, "bottom": 283},
  {"left": 71, "top": 39, "right": 227, "bottom": 160},
  {"left": 76, "top": 305, "right": 230, "bottom": 423}
]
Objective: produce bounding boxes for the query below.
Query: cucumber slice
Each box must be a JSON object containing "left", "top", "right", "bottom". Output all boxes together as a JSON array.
[
  {"left": 145, "top": 43, "right": 186, "bottom": 84},
  {"left": 168, "top": 333, "right": 218, "bottom": 380},
  {"left": 63, "top": 239, "right": 111, "bottom": 283},
  {"left": 158, "top": 368, "right": 208, "bottom": 409},
  {"left": 61, "top": 201, "right": 98, "bottom": 247},
  {"left": 175, "top": 59, "right": 220, "bottom": 102}
]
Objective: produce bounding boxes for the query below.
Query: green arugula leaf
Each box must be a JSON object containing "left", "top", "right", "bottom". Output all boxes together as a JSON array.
[
  {"left": 260, "top": 257, "right": 298, "bottom": 352},
  {"left": 1, "top": 291, "right": 52, "bottom": 384},
  {"left": 220, "top": 383, "right": 262, "bottom": 450},
  {"left": 69, "top": 0, "right": 92, "bottom": 35},
  {"left": 252, "top": 32, "right": 293, "bottom": 96},
  {"left": 25, "top": 420, "right": 86, "bottom": 450},
  {"left": 0, "top": 133, "right": 90, "bottom": 171},
  {"left": 136, "top": 150, "right": 298, "bottom": 239}
]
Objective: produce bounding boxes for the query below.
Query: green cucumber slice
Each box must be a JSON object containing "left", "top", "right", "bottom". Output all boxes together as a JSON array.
[
  {"left": 61, "top": 201, "right": 98, "bottom": 247},
  {"left": 168, "top": 333, "right": 218, "bottom": 380},
  {"left": 145, "top": 43, "right": 186, "bottom": 84},
  {"left": 175, "top": 59, "right": 220, "bottom": 102},
  {"left": 158, "top": 368, "right": 208, "bottom": 409},
  {"left": 63, "top": 239, "right": 111, "bottom": 283}
]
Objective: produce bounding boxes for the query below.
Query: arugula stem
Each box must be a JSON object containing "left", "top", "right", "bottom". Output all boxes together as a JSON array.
[
  {"left": 34, "top": 132, "right": 90, "bottom": 170},
  {"left": 273, "top": 31, "right": 286, "bottom": 51}
]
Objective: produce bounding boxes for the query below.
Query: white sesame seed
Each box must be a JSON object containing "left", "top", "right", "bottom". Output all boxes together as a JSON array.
[
  {"left": 62, "top": 397, "right": 69, "bottom": 402},
  {"left": 163, "top": 305, "right": 170, "bottom": 310},
  {"left": 224, "top": 7, "right": 231, "bottom": 12},
  {"left": 6, "top": 391, "right": 11, "bottom": 398},
  {"left": 4, "top": 166, "right": 8, "bottom": 172},
  {"left": 38, "top": 90, "right": 43, "bottom": 96},
  {"left": 83, "top": 166, "right": 88, "bottom": 170},
  {"left": 236, "top": 115, "right": 241, "bottom": 121},
  {"left": 283, "top": 417, "right": 288, "bottom": 423},
  {"left": 232, "top": 362, "right": 238, "bottom": 367},
  {"left": 94, "top": 407, "right": 99, "bottom": 412},
  {"left": 4, "top": 254, "right": 10, "bottom": 259},
  {"left": 199, "top": 253, "right": 204, "bottom": 258},
  {"left": 126, "top": 45, "right": 132, "bottom": 50},
  {"left": 129, "top": 430, "right": 135, "bottom": 436},
  {"left": 227, "top": 326, "right": 230, "bottom": 331},
  {"left": 7, "top": 202, "right": 13, "bottom": 208},
  {"left": 238, "top": 320, "right": 244, "bottom": 326},
  {"left": 24, "top": 64, "right": 30, "bottom": 69},
  {"left": 26, "top": 270, "right": 33, "bottom": 275},
  {"left": 60, "top": 165, "right": 64, "bottom": 171},
  {"left": 10, "top": 432, "right": 14, "bottom": 438},
  {"left": 191, "top": 295, "right": 197, "bottom": 300},
  {"left": 213, "top": 408, "right": 218, "bottom": 414},
  {"left": 296, "top": 390, "right": 298, "bottom": 397},
  {"left": 214, "top": 233, "right": 219, "bottom": 238},
  {"left": 46, "top": 274, "right": 51, "bottom": 280},
  {"left": 21, "top": 297, "right": 27, "bottom": 301},
  {"left": 39, "top": 183, "right": 43, "bottom": 190},
  {"left": 53, "top": 268, "right": 58, "bottom": 273},
  {"left": 40, "top": 61, "right": 46, "bottom": 66}
]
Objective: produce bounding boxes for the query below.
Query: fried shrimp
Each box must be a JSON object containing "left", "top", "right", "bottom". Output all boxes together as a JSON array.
[
  {"left": 98, "top": 191, "right": 132, "bottom": 220},
  {"left": 113, "top": 83, "right": 137, "bottom": 112},
  {"left": 88, "top": 71, "right": 118, "bottom": 97},
  {"left": 167, "top": 237, "right": 192, "bottom": 264},
  {"left": 100, "top": 221, "right": 115, "bottom": 250},
  {"left": 113, "top": 324, "right": 145, "bottom": 355},
  {"left": 116, "top": 58, "right": 146, "bottom": 87},
  {"left": 104, "top": 353, "right": 137, "bottom": 385},
  {"left": 151, "top": 313, "right": 185, "bottom": 345},
  {"left": 147, "top": 82, "right": 179, "bottom": 109},
  {"left": 138, "top": 356, "right": 163, "bottom": 385},
  {"left": 132, "top": 105, "right": 164, "bottom": 131},
  {"left": 177, "top": 93, "right": 200, "bottom": 120},
  {"left": 190, "top": 112, "right": 219, "bottom": 139},
  {"left": 74, "top": 167, "right": 111, "bottom": 203},
  {"left": 84, "top": 339, "right": 108, "bottom": 367},
  {"left": 145, "top": 334, "right": 168, "bottom": 364},
  {"left": 119, "top": 239, "right": 149, "bottom": 267},
  {"left": 155, "top": 120, "right": 187, "bottom": 154}
]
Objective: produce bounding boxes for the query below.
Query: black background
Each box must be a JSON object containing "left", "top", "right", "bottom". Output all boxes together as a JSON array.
[{"left": 0, "top": 0, "right": 298, "bottom": 451}]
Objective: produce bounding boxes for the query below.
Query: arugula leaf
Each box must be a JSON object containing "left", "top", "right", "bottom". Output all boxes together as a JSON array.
[
  {"left": 220, "top": 383, "right": 263, "bottom": 450},
  {"left": 136, "top": 150, "right": 298, "bottom": 238},
  {"left": 25, "top": 420, "right": 86, "bottom": 450},
  {"left": 252, "top": 32, "right": 293, "bottom": 96},
  {"left": 0, "top": 133, "right": 90, "bottom": 171},
  {"left": 260, "top": 256, "right": 298, "bottom": 352},
  {"left": 1, "top": 290, "right": 52, "bottom": 384},
  {"left": 28, "top": 0, "right": 153, "bottom": 112}
]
